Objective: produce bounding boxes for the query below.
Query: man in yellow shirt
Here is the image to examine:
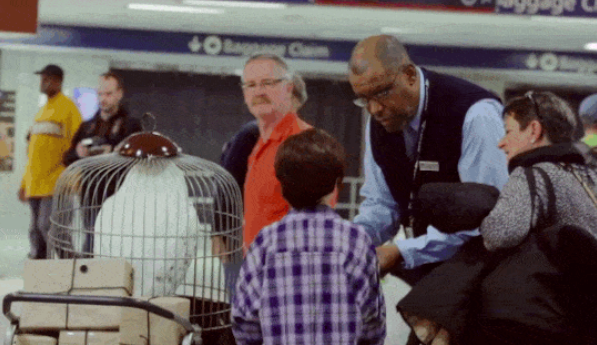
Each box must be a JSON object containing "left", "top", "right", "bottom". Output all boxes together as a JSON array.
[{"left": 18, "top": 64, "right": 83, "bottom": 259}]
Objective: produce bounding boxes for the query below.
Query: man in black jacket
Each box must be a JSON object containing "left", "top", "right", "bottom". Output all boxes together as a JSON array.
[
  {"left": 64, "top": 71, "right": 142, "bottom": 165},
  {"left": 63, "top": 71, "right": 142, "bottom": 256}
]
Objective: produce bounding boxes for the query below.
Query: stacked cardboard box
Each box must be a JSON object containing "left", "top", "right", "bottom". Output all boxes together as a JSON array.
[
  {"left": 119, "top": 296, "right": 190, "bottom": 345},
  {"left": 68, "top": 259, "right": 134, "bottom": 330},
  {"left": 20, "top": 258, "right": 133, "bottom": 331},
  {"left": 12, "top": 334, "right": 57, "bottom": 345},
  {"left": 16, "top": 258, "right": 193, "bottom": 345},
  {"left": 58, "top": 331, "right": 119, "bottom": 345}
]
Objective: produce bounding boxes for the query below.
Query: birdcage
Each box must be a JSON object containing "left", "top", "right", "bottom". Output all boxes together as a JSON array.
[{"left": 47, "top": 126, "right": 243, "bottom": 343}]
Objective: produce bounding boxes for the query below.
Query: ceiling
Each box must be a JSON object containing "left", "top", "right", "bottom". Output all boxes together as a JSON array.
[{"left": 34, "top": 0, "right": 597, "bottom": 54}]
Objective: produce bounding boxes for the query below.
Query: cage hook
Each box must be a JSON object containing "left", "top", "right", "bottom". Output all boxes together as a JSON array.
[{"left": 142, "top": 112, "right": 157, "bottom": 132}]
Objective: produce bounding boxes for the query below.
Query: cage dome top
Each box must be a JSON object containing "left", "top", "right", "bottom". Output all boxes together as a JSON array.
[{"left": 117, "top": 131, "right": 181, "bottom": 159}]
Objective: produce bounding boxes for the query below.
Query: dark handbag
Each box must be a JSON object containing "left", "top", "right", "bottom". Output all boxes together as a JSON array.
[{"left": 411, "top": 182, "right": 500, "bottom": 234}]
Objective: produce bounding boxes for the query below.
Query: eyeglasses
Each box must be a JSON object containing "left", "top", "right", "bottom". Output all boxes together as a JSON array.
[
  {"left": 525, "top": 91, "right": 542, "bottom": 120},
  {"left": 241, "top": 77, "right": 287, "bottom": 91},
  {"left": 353, "top": 74, "right": 399, "bottom": 108}
]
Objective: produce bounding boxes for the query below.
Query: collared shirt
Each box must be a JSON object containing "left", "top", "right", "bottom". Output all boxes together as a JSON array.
[
  {"left": 353, "top": 67, "right": 509, "bottom": 269},
  {"left": 243, "top": 112, "right": 310, "bottom": 249},
  {"left": 232, "top": 205, "right": 386, "bottom": 345},
  {"left": 21, "top": 92, "right": 82, "bottom": 197}
]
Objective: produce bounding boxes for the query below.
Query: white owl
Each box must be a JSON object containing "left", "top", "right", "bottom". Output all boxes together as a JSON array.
[{"left": 93, "top": 161, "right": 201, "bottom": 296}]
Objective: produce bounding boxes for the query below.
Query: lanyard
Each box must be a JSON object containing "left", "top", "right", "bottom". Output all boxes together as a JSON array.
[{"left": 405, "top": 78, "right": 430, "bottom": 236}]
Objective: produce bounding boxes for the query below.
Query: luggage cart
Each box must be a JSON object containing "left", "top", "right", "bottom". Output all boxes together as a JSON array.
[
  {"left": 47, "top": 124, "right": 243, "bottom": 345},
  {"left": 3, "top": 292, "right": 202, "bottom": 345}
]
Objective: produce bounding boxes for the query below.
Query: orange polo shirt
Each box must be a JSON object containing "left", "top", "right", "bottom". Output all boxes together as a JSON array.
[{"left": 243, "top": 113, "right": 311, "bottom": 249}]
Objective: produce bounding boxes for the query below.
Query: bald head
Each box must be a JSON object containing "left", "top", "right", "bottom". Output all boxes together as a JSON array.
[
  {"left": 349, "top": 35, "right": 412, "bottom": 76},
  {"left": 348, "top": 35, "right": 420, "bottom": 133}
]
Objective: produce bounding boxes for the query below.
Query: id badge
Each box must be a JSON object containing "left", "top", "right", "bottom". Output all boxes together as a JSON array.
[{"left": 418, "top": 160, "right": 439, "bottom": 172}]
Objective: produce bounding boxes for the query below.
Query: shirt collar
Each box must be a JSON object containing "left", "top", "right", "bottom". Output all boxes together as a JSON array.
[
  {"left": 287, "top": 204, "right": 335, "bottom": 215},
  {"left": 408, "top": 67, "right": 426, "bottom": 134},
  {"left": 47, "top": 92, "right": 63, "bottom": 103},
  {"left": 267, "top": 112, "right": 299, "bottom": 142}
]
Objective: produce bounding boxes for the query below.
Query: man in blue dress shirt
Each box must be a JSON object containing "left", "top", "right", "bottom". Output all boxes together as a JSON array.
[{"left": 348, "top": 35, "right": 509, "bottom": 286}]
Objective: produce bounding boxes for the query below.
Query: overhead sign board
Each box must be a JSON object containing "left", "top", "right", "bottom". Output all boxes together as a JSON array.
[
  {"left": 496, "top": 0, "right": 597, "bottom": 18},
  {"left": 1, "top": 24, "right": 597, "bottom": 74},
  {"left": 315, "top": 0, "right": 495, "bottom": 12}
]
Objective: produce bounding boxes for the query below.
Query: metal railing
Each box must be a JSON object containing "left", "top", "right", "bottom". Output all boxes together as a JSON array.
[{"left": 336, "top": 176, "right": 364, "bottom": 220}]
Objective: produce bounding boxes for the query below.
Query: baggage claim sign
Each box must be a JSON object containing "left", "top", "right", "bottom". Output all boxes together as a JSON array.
[{"left": 187, "top": 35, "right": 332, "bottom": 59}]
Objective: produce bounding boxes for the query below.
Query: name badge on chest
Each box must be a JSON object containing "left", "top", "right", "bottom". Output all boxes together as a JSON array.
[{"left": 418, "top": 160, "right": 440, "bottom": 172}]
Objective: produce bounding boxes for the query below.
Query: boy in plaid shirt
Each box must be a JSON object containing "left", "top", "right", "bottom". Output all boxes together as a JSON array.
[{"left": 232, "top": 128, "right": 386, "bottom": 345}]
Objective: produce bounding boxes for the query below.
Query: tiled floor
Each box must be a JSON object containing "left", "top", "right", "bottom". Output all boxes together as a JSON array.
[
  {"left": 0, "top": 215, "right": 411, "bottom": 345},
  {"left": 0, "top": 221, "right": 28, "bottom": 344}
]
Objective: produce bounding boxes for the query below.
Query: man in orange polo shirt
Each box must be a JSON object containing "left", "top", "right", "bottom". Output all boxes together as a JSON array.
[{"left": 241, "top": 54, "right": 312, "bottom": 250}]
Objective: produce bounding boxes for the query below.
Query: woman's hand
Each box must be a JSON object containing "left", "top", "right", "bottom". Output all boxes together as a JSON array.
[{"left": 403, "top": 312, "right": 451, "bottom": 345}]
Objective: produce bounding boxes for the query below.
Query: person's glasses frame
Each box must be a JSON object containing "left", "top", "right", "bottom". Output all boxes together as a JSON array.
[
  {"left": 525, "top": 91, "right": 542, "bottom": 121},
  {"left": 353, "top": 73, "right": 401, "bottom": 108},
  {"left": 240, "top": 76, "right": 290, "bottom": 91}
]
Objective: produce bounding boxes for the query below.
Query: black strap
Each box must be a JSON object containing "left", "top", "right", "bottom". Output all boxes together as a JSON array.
[
  {"left": 535, "top": 167, "right": 556, "bottom": 221},
  {"left": 524, "top": 166, "right": 555, "bottom": 232},
  {"left": 524, "top": 167, "right": 537, "bottom": 231}
]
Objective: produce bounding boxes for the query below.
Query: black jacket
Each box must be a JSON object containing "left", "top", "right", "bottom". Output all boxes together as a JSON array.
[
  {"left": 220, "top": 120, "right": 259, "bottom": 195},
  {"left": 63, "top": 107, "right": 142, "bottom": 166},
  {"left": 397, "top": 144, "right": 597, "bottom": 345}
]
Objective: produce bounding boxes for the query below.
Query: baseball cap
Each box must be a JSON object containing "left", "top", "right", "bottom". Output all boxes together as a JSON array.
[
  {"left": 579, "top": 93, "right": 597, "bottom": 125},
  {"left": 34, "top": 64, "right": 64, "bottom": 79}
]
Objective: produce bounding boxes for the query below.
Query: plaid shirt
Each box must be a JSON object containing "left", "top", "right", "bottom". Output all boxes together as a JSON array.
[{"left": 232, "top": 205, "right": 386, "bottom": 345}]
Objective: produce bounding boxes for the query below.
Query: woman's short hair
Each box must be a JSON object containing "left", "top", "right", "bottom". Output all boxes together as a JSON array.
[
  {"left": 503, "top": 91, "right": 579, "bottom": 144},
  {"left": 275, "top": 128, "right": 346, "bottom": 209}
]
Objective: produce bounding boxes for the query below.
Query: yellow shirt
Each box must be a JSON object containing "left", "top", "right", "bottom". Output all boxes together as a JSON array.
[
  {"left": 0, "top": 136, "right": 8, "bottom": 158},
  {"left": 21, "top": 92, "right": 82, "bottom": 197}
]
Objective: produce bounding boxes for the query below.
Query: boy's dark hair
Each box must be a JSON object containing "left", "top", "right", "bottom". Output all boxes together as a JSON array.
[{"left": 275, "top": 128, "right": 347, "bottom": 209}]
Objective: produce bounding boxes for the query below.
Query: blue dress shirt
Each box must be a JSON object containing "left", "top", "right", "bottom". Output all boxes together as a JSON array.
[{"left": 353, "top": 67, "right": 509, "bottom": 269}]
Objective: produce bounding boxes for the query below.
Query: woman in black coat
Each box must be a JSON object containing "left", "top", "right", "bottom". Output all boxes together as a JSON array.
[{"left": 397, "top": 92, "right": 597, "bottom": 345}]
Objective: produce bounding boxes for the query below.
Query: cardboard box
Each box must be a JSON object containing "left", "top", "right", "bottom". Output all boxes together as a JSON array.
[
  {"left": 19, "top": 258, "right": 134, "bottom": 331},
  {"left": 59, "top": 331, "right": 119, "bottom": 345},
  {"left": 87, "top": 331, "right": 119, "bottom": 345},
  {"left": 119, "top": 296, "right": 190, "bottom": 345},
  {"left": 19, "top": 259, "right": 74, "bottom": 330},
  {"left": 23, "top": 260, "right": 75, "bottom": 293},
  {"left": 13, "top": 334, "right": 57, "bottom": 345},
  {"left": 58, "top": 331, "right": 85, "bottom": 345},
  {"left": 73, "top": 259, "right": 134, "bottom": 295},
  {"left": 67, "top": 288, "right": 129, "bottom": 330}
]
